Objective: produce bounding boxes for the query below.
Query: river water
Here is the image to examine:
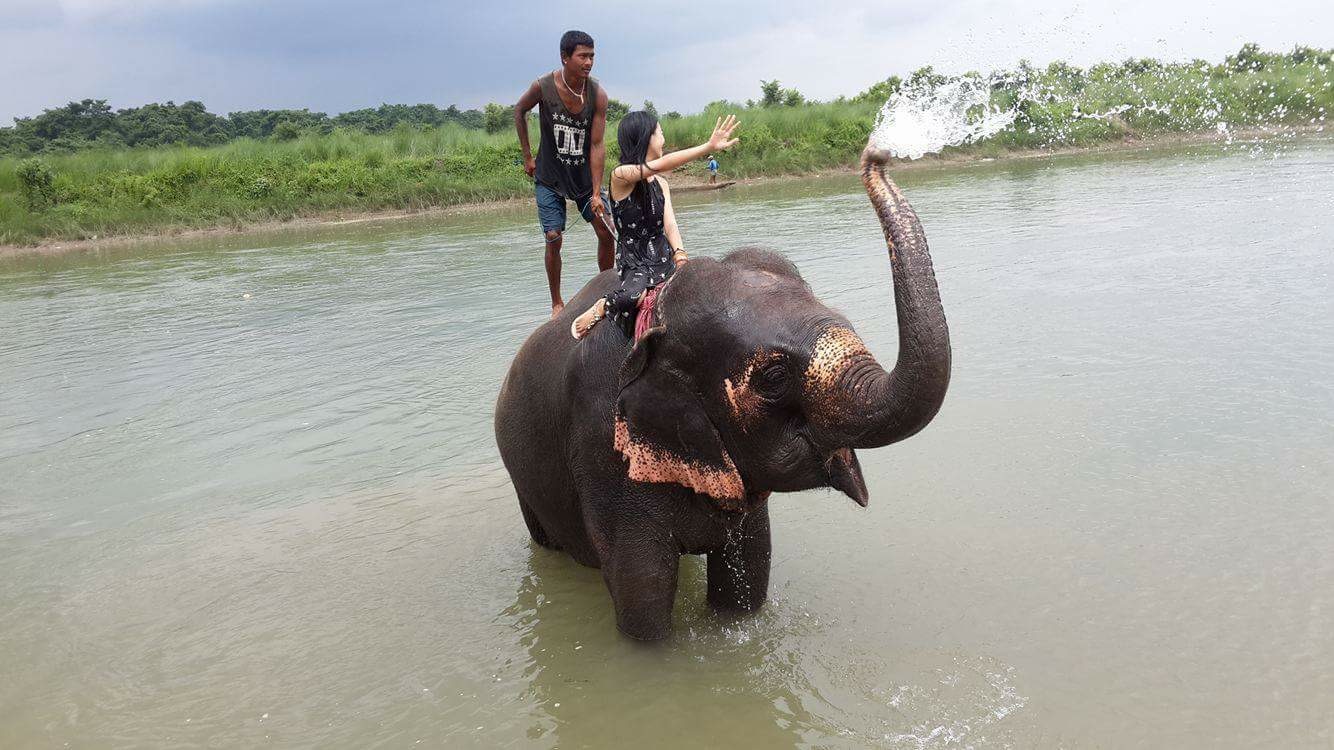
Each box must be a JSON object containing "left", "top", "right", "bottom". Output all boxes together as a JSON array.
[{"left": 2, "top": 139, "right": 1332, "bottom": 748}]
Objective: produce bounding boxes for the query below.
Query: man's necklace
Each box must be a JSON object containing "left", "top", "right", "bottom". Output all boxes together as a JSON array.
[{"left": 558, "top": 69, "right": 586, "bottom": 105}]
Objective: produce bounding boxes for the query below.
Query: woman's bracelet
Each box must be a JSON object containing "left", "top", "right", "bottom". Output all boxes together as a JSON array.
[{"left": 672, "top": 248, "right": 688, "bottom": 261}]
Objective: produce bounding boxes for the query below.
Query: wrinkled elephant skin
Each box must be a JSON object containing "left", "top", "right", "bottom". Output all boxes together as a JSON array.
[{"left": 494, "top": 145, "right": 951, "bottom": 640}]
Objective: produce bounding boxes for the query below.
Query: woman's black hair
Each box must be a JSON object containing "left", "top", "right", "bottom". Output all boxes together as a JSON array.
[{"left": 616, "top": 110, "right": 660, "bottom": 218}]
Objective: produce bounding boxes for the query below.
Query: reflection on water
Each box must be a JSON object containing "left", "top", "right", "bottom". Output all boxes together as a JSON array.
[{"left": 2, "top": 138, "right": 1332, "bottom": 748}]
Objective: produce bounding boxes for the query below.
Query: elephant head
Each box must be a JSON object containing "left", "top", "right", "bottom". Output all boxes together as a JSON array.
[{"left": 614, "top": 146, "right": 952, "bottom": 510}]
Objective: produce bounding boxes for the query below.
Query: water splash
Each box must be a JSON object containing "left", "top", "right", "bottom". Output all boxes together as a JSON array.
[
  {"left": 870, "top": 77, "right": 1019, "bottom": 159},
  {"left": 867, "top": 50, "right": 1330, "bottom": 161},
  {"left": 870, "top": 74, "right": 1139, "bottom": 160}
]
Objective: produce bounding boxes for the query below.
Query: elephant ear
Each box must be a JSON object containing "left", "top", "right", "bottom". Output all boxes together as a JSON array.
[{"left": 615, "top": 326, "right": 746, "bottom": 509}]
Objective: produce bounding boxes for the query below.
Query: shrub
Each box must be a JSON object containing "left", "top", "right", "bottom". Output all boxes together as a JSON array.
[
  {"left": 246, "top": 176, "right": 273, "bottom": 199},
  {"left": 16, "top": 158, "right": 57, "bottom": 210},
  {"left": 271, "top": 121, "right": 301, "bottom": 141},
  {"left": 823, "top": 119, "right": 872, "bottom": 151}
]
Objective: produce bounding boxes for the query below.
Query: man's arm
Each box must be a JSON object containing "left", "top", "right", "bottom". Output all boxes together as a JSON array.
[
  {"left": 515, "top": 80, "right": 542, "bottom": 178},
  {"left": 586, "top": 86, "right": 610, "bottom": 217}
]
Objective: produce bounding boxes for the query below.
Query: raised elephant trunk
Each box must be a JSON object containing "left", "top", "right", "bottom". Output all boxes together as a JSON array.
[{"left": 808, "top": 146, "right": 952, "bottom": 450}]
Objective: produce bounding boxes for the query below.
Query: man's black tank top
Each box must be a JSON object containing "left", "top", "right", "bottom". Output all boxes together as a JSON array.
[{"left": 535, "top": 72, "right": 599, "bottom": 200}]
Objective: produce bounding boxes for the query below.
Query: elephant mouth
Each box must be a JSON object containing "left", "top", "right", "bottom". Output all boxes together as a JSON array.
[
  {"left": 823, "top": 447, "right": 869, "bottom": 507},
  {"left": 782, "top": 431, "right": 868, "bottom": 506}
]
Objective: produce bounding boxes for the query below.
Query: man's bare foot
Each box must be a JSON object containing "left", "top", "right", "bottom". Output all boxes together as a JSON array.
[
  {"left": 570, "top": 299, "right": 606, "bottom": 340},
  {"left": 550, "top": 301, "right": 564, "bottom": 319}
]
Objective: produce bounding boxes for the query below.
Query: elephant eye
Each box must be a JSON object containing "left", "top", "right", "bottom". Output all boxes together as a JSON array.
[{"left": 755, "top": 361, "right": 790, "bottom": 395}]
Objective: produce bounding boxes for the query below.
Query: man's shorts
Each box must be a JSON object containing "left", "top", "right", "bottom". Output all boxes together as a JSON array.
[{"left": 535, "top": 182, "right": 610, "bottom": 235}]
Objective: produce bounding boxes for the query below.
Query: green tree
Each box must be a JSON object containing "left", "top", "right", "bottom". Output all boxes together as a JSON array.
[
  {"left": 1121, "top": 57, "right": 1165, "bottom": 75},
  {"left": 1285, "top": 45, "right": 1330, "bottom": 65},
  {"left": 1087, "top": 62, "right": 1118, "bottom": 82},
  {"left": 228, "top": 108, "right": 328, "bottom": 139},
  {"left": 852, "top": 76, "right": 902, "bottom": 104},
  {"left": 116, "top": 101, "right": 232, "bottom": 147},
  {"left": 643, "top": 100, "right": 658, "bottom": 117},
  {"left": 29, "top": 99, "right": 117, "bottom": 142},
  {"left": 449, "top": 105, "right": 485, "bottom": 129},
  {"left": 1226, "top": 43, "right": 1266, "bottom": 72},
  {"left": 483, "top": 103, "right": 514, "bottom": 133},
  {"left": 606, "top": 98, "right": 630, "bottom": 121},
  {"left": 906, "top": 66, "right": 948, "bottom": 89},
  {"left": 1045, "top": 60, "right": 1086, "bottom": 92},
  {"left": 271, "top": 121, "right": 301, "bottom": 141},
  {"left": 782, "top": 88, "right": 804, "bottom": 106},
  {"left": 330, "top": 103, "right": 484, "bottom": 133},
  {"left": 759, "top": 80, "right": 783, "bottom": 107}
]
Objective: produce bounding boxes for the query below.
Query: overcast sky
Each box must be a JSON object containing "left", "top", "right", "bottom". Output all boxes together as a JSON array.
[{"left": 2, "top": 0, "right": 1331, "bottom": 123}]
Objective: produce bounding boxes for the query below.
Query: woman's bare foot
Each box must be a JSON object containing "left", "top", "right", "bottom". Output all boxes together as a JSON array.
[
  {"left": 570, "top": 299, "right": 606, "bottom": 340},
  {"left": 550, "top": 301, "right": 565, "bottom": 319}
]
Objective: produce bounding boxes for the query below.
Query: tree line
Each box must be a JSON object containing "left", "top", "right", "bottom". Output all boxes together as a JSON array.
[
  {"left": 3, "top": 43, "right": 1327, "bottom": 158},
  {"left": 0, "top": 100, "right": 490, "bottom": 156}
]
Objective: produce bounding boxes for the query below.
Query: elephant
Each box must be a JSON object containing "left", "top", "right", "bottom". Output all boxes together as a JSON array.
[{"left": 493, "top": 143, "right": 951, "bottom": 640}]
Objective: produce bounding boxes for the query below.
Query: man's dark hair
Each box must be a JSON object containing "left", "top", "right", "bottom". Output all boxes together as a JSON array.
[{"left": 560, "top": 30, "right": 594, "bottom": 59}]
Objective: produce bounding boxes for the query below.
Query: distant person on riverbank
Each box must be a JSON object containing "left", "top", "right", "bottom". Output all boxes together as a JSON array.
[
  {"left": 515, "top": 30, "right": 615, "bottom": 318},
  {"left": 707, "top": 155, "right": 719, "bottom": 184},
  {"left": 571, "top": 112, "right": 740, "bottom": 340}
]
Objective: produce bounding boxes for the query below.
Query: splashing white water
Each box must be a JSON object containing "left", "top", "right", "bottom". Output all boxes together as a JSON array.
[
  {"left": 865, "top": 53, "right": 1325, "bottom": 162},
  {"left": 870, "top": 77, "right": 1019, "bottom": 160}
]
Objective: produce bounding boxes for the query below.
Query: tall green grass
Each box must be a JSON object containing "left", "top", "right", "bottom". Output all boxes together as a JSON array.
[
  {"left": 660, "top": 101, "right": 880, "bottom": 178},
  {"left": 2, "top": 51, "right": 1329, "bottom": 246},
  {"left": 0, "top": 125, "right": 527, "bottom": 244}
]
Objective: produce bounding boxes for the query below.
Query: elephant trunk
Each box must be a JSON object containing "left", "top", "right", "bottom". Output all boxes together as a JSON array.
[{"left": 809, "top": 146, "right": 952, "bottom": 450}]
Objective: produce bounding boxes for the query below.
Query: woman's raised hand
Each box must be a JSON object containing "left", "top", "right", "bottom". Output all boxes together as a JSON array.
[{"left": 707, "top": 115, "right": 740, "bottom": 151}]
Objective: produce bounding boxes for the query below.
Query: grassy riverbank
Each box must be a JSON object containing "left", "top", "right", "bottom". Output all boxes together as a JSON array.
[{"left": 2, "top": 47, "right": 1329, "bottom": 247}]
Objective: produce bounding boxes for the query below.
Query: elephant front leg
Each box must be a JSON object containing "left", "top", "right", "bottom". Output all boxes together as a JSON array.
[
  {"left": 707, "top": 508, "right": 771, "bottom": 613},
  {"left": 519, "top": 500, "right": 559, "bottom": 550},
  {"left": 603, "top": 536, "right": 680, "bottom": 640}
]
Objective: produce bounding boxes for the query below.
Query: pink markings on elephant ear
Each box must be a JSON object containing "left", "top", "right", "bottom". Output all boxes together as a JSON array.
[
  {"left": 614, "top": 417, "right": 746, "bottom": 510},
  {"left": 803, "top": 327, "right": 871, "bottom": 425}
]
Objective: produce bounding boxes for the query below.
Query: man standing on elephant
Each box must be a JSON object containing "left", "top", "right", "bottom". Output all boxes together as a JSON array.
[{"left": 515, "top": 30, "right": 615, "bottom": 318}]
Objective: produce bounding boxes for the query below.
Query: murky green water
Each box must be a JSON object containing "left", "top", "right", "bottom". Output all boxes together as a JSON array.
[{"left": 3, "top": 139, "right": 1332, "bottom": 749}]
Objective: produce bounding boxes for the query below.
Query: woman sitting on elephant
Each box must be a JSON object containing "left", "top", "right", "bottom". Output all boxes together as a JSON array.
[{"left": 571, "top": 111, "right": 740, "bottom": 339}]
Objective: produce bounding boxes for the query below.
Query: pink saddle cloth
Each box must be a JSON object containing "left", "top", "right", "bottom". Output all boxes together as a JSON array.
[{"left": 634, "top": 287, "right": 660, "bottom": 342}]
